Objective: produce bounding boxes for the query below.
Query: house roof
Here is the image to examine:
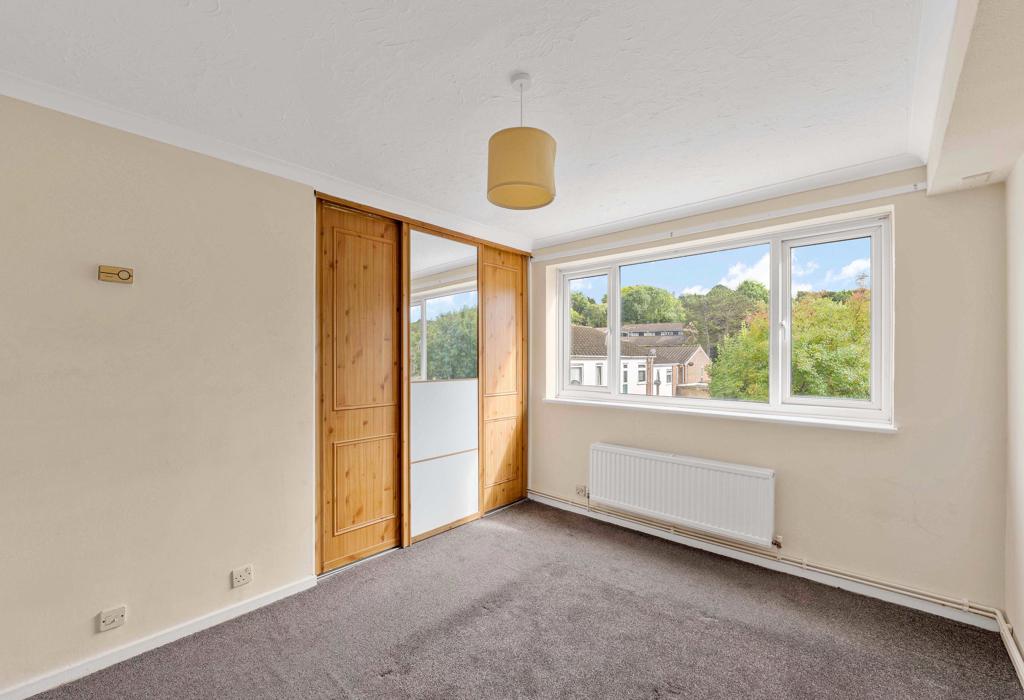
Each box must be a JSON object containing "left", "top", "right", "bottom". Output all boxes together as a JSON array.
[
  {"left": 620, "top": 323, "right": 698, "bottom": 345},
  {"left": 621, "top": 322, "right": 689, "bottom": 333},
  {"left": 571, "top": 325, "right": 703, "bottom": 364},
  {"left": 620, "top": 339, "right": 650, "bottom": 358},
  {"left": 624, "top": 334, "right": 699, "bottom": 348},
  {"left": 649, "top": 345, "right": 702, "bottom": 365},
  {"left": 570, "top": 325, "right": 609, "bottom": 356},
  {"left": 570, "top": 325, "right": 648, "bottom": 358}
]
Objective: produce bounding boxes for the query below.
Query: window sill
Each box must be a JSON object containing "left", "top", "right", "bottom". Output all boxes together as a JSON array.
[{"left": 543, "top": 396, "right": 898, "bottom": 433}]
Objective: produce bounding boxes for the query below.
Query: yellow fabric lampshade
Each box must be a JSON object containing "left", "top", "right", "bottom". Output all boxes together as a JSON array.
[{"left": 487, "top": 126, "right": 556, "bottom": 209}]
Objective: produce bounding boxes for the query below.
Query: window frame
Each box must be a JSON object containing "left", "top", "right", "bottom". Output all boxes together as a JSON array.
[
  {"left": 561, "top": 271, "right": 613, "bottom": 394},
  {"left": 410, "top": 282, "right": 478, "bottom": 383},
  {"left": 780, "top": 227, "right": 886, "bottom": 412},
  {"left": 556, "top": 210, "right": 894, "bottom": 428},
  {"left": 409, "top": 300, "right": 426, "bottom": 382}
]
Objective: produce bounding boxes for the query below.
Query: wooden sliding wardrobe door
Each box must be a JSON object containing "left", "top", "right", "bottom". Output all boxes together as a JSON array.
[
  {"left": 318, "top": 202, "right": 402, "bottom": 573},
  {"left": 479, "top": 246, "right": 528, "bottom": 512}
]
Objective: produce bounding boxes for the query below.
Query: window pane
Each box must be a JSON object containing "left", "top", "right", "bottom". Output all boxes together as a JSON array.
[
  {"left": 410, "top": 304, "right": 423, "bottom": 379},
  {"left": 425, "top": 291, "right": 477, "bottom": 381},
  {"left": 619, "top": 244, "right": 769, "bottom": 401},
  {"left": 789, "top": 237, "right": 871, "bottom": 400},
  {"left": 568, "top": 275, "right": 608, "bottom": 387}
]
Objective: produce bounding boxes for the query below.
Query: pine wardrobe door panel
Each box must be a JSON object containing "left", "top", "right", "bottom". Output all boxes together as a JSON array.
[
  {"left": 319, "top": 203, "right": 401, "bottom": 573},
  {"left": 479, "top": 246, "right": 527, "bottom": 512}
]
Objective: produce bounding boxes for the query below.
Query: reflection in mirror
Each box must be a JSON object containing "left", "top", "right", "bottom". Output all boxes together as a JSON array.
[{"left": 409, "top": 230, "right": 479, "bottom": 540}]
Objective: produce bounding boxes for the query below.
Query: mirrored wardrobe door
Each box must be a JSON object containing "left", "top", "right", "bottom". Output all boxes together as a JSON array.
[{"left": 408, "top": 229, "right": 480, "bottom": 541}]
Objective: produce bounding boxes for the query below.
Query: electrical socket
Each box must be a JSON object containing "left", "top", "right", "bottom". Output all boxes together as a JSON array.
[
  {"left": 98, "top": 605, "right": 126, "bottom": 632},
  {"left": 231, "top": 564, "right": 254, "bottom": 588},
  {"left": 575, "top": 484, "right": 589, "bottom": 499}
]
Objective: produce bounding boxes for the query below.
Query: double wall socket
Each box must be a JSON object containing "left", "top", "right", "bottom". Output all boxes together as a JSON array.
[
  {"left": 231, "top": 564, "right": 254, "bottom": 588},
  {"left": 98, "top": 605, "right": 127, "bottom": 632}
]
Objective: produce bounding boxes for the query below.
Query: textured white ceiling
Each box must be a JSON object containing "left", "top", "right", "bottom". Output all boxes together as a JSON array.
[
  {"left": 0, "top": 0, "right": 935, "bottom": 249},
  {"left": 410, "top": 229, "right": 475, "bottom": 279}
]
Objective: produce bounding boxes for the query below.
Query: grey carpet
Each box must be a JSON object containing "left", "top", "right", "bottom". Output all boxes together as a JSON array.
[{"left": 36, "top": 501, "right": 1021, "bottom": 699}]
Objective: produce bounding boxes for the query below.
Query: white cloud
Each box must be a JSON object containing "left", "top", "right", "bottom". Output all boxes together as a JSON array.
[
  {"left": 824, "top": 258, "right": 870, "bottom": 285},
  {"left": 718, "top": 252, "right": 770, "bottom": 289},
  {"left": 570, "top": 276, "right": 607, "bottom": 299},
  {"left": 792, "top": 258, "right": 819, "bottom": 277},
  {"left": 791, "top": 282, "right": 813, "bottom": 298},
  {"left": 681, "top": 284, "right": 710, "bottom": 295}
]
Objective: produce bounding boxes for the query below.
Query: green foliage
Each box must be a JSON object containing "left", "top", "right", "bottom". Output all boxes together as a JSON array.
[
  {"left": 570, "top": 291, "right": 608, "bottom": 327},
  {"left": 709, "top": 290, "right": 871, "bottom": 401},
  {"left": 736, "top": 280, "right": 769, "bottom": 304},
  {"left": 426, "top": 306, "right": 478, "bottom": 380},
  {"left": 619, "top": 285, "right": 686, "bottom": 325},
  {"left": 797, "top": 289, "right": 852, "bottom": 304},
  {"left": 790, "top": 291, "right": 870, "bottom": 399},
  {"left": 410, "top": 318, "right": 423, "bottom": 377},
  {"left": 708, "top": 311, "right": 770, "bottom": 401},
  {"left": 681, "top": 284, "right": 765, "bottom": 360}
]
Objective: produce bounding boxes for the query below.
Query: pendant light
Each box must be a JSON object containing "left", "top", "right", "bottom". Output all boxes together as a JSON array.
[{"left": 487, "top": 72, "right": 557, "bottom": 210}]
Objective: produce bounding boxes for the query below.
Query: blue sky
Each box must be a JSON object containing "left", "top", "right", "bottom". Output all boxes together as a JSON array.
[
  {"left": 423, "top": 290, "right": 477, "bottom": 320},
  {"left": 569, "top": 237, "right": 871, "bottom": 301}
]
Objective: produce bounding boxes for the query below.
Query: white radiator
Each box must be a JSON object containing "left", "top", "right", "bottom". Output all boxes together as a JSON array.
[{"left": 588, "top": 443, "right": 775, "bottom": 547}]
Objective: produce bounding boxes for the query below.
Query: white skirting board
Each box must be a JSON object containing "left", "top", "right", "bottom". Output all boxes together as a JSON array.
[
  {"left": 527, "top": 491, "right": 999, "bottom": 631},
  {"left": 1, "top": 576, "right": 317, "bottom": 700},
  {"left": 7, "top": 501, "right": 1022, "bottom": 695}
]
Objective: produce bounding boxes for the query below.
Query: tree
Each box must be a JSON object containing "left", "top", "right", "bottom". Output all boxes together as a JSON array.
[
  {"left": 736, "top": 280, "right": 769, "bottom": 305},
  {"left": 790, "top": 290, "right": 870, "bottom": 399},
  {"left": 619, "top": 285, "right": 685, "bottom": 324},
  {"left": 798, "top": 289, "right": 852, "bottom": 304},
  {"left": 425, "top": 306, "right": 478, "bottom": 380},
  {"left": 708, "top": 310, "right": 770, "bottom": 400},
  {"left": 570, "top": 291, "right": 607, "bottom": 327},
  {"left": 681, "top": 284, "right": 765, "bottom": 359},
  {"left": 709, "top": 289, "right": 871, "bottom": 401}
]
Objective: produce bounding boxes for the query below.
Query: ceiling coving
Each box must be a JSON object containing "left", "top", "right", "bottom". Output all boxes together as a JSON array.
[{"left": 0, "top": 1, "right": 953, "bottom": 250}]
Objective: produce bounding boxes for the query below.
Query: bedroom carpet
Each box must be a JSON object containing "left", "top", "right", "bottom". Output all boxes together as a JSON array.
[{"left": 36, "top": 500, "right": 1021, "bottom": 699}]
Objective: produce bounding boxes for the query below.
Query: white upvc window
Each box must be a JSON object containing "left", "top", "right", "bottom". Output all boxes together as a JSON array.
[
  {"left": 410, "top": 283, "right": 478, "bottom": 383},
  {"left": 556, "top": 209, "right": 894, "bottom": 430}
]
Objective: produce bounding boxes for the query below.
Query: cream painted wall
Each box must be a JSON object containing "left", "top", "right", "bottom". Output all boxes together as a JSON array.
[
  {"left": 1006, "top": 155, "right": 1024, "bottom": 629},
  {"left": 530, "top": 169, "right": 1009, "bottom": 606},
  {"left": 0, "top": 97, "right": 316, "bottom": 690}
]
